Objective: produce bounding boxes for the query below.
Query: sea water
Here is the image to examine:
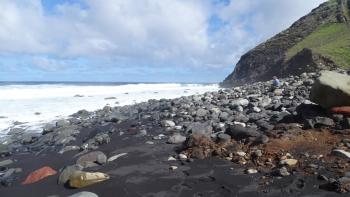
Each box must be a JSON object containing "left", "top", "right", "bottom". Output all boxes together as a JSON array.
[{"left": 0, "top": 82, "right": 219, "bottom": 136}]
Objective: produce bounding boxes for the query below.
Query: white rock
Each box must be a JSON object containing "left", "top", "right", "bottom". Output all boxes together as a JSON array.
[
  {"left": 280, "top": 159, "right": 298, "bottom": 166},
  {"left": 178, "top": 154, "right": 188, "bottom": 160},
  {"left": 252, "top": 107, "right": 261, "bottom": 113},
  {"left": 107, "top": 153, "right": 128, "bottom": 162},
  {"left": 161, "top": 120, "right": 176, "bottom": 127},
  {"left": 68, "top": 191, "right": 98, "bottom": 197},
  {"left": 169, "top": 166, "right": 178, "bottom": 170},
  {"left": 233, "top": 122, "right": 246, "bottom": 127},
  {"left": 168, "top": 156, "right": 177, "bottom": 161},
  {"left": 236, "top": 151, "right": 246, "bottom": 157},
  {"left": 331, "top": 149, "right": 350, "bottom": 159},
  {"left": 246, "top": 169, "right": 258, "bottom": 174},
  {"left": 145, "top": 141, "right": 154, "bottom": 145}
]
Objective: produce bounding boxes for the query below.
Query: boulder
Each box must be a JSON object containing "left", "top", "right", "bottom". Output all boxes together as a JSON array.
[{"left": 310, "top": 71, "right": 350, "bottom": 109}]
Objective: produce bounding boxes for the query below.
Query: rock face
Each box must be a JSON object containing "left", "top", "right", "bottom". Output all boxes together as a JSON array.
[
  {"left": 221, "top": 0, "right": 350, "bottom": 87},
  {"left": 310, "top": 71, "right": 350, "bottom": 109}
]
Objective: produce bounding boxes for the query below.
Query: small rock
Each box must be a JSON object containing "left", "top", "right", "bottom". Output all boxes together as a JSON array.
[
  {"left": 246, "top": 169, "right": 258, "bottom": 174},
  {"left": 168, "top": 156, "right": 176, "bottom": 161},
  {"left": 280, "top": 159, "right": 298, "bottom": 166},
  {"left": 58, "top": 164, "right": 84, "bottom": 185},
  {"left": 59, "top": 146, "right": 80, "bottom": 154},
  {"left": 332, "top": 149, "right": 350, "bottom": 159},
  {"left": 169, "top": 166, "right": 178, "bottom": 171},
  {"left": 279, "top": 167, "right": 290, "bottom": 176},
  {"left": 178, "top": 154, "right": 188, "bottom": 160},
  {"left": 161, "top": 120, "right": 176, "bottom": 127},
  {"left": 217, "top": 133, "right": 231, "bottom": 143},
  {"left": 69, "top": 171, "right": 109, "bottom": 188},
  {"left": 236, "top": 151, "right": 246, "bottom": 157},
  {"left": 68, "top": 191, "right": 99, "bottom": 197},
  {"left": 107, "top": 153, "right": 128, "bottom": 162},
  {"left": 0, "top": 159, "right": 13, "bottom": 167},
  {"left": 167, "top": 134, "right": 186, "bottom": 144},
  {"left": 76, "top": 151, "right": 107, "bottom": 168}
]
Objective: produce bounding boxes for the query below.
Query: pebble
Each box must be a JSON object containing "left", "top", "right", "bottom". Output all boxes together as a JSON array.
[
  {"left": 246, "top": 169, "right": 258, "bottom": 174},
  {"left": 107, "top": 153, "right": 128, "bottom": 162},
  {"left": 176, "top": 153, "right": 186, "bottom": 159},
  {"left": 0, "top": 159, "right": 13, "bottom": 167},
  {"left": 331, "top": 149, "right": 350, "bottom": 159},
  {"left": 169, "top": 166, "right": 178, "bottom": 170},
  {"left": 236, "top": 151, "right": 246, "bottom": 157},
  {"left": 280, "top": 159, "right": 298, "bottom": 166},
  {"left": 68, "top": 191, "right": 99, "bottom": 197},
  {"left": 279, "top": 167, "right": 290, "bottom": 176},
  {"left": 168, "top": 156, "right": 177, "bottom": 161}
]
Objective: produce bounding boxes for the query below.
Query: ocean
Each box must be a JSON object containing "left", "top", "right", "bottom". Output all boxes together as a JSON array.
[{"left": 0, "top": 82, "right": 219, "bottom": 136}]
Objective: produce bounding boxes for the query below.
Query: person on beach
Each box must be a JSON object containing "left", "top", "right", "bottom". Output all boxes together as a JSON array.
[{"left": 271, "top": 76, "right": 281, "bottom": 91}]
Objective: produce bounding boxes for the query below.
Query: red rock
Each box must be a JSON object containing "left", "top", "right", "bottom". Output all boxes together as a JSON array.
[
  {"left": 331, "top": 106, "right": 350, "bottom": 117},
  {"left": 22, "top": 166, "right": 57, "bottom": 185}
]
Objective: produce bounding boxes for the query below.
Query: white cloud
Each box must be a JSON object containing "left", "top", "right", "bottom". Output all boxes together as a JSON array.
[{"left": 0, "top": 0, "right": 327, "bottom": 70}]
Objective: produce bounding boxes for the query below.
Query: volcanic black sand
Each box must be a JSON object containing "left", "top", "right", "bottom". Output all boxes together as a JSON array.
[{"left": 0, "top": 120, "right": 345, "bottom": 197}]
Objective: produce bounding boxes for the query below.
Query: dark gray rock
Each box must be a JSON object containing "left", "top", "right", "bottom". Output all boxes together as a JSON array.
[
  {"left": 226, "top": 125, "right": 260, "bottom": 140},
  {"left": 186, "top": 122, "right": 213, "bottom": 136},
  {"left": 167, "top": 134, "right": 186, "bottom": 144},
  {"left": 217, "top": 133, "right": 231, "bottom": 143}
]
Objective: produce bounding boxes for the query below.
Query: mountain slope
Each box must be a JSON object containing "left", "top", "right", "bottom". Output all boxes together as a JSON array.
[{"left": 221, "top": 0, "right": 350, "bottom": 87}]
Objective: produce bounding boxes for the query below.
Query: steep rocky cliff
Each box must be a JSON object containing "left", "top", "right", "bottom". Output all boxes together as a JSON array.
[{"left": 221, "top": 0, "right": 350, "bottom": 87}]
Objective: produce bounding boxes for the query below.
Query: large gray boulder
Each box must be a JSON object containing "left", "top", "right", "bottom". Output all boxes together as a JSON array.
[{"left": 310, "top": 71, "right": 350, "bottom": 109}]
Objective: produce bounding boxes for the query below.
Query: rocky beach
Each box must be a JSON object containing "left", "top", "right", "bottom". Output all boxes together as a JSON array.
[{"left": 0, "top": 70, "right": 350, "bottom": 196}]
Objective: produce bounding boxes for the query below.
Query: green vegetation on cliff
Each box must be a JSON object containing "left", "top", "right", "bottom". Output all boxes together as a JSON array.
[{"left": 286, "top": 23, "right": 350, "bottom": 68}]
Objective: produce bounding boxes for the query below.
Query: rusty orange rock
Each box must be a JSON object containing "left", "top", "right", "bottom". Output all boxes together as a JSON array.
[
  {"left": 22, "top": 166, "right": 57, "bottom": 185},
  {"left": 331, "top": 106, "right": 350, "bottom": 117}
]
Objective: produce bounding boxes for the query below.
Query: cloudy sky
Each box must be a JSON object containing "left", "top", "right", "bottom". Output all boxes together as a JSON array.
[{"left": 0, "top": 0, "right": 326, "bottom": 82}]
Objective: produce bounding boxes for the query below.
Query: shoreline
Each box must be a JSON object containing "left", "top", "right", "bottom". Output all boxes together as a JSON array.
[{"left": 0, "top": 71, "right": 350, "bottom": 196}]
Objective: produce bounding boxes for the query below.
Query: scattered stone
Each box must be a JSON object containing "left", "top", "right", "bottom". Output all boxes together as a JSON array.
[
  {"left": 246, "top": 169, "right": 258, "bottom": 174},
  {"left": 161, "top": 120, "right": 176, "bottom": 127},
  {"left": 280, "top": 159, "right": 298, "bottom": 166},
  {"left": 217, "top": 133, "right": 231, "bottom": 143},
  {"left": 59, "top": 146, "right": 80, "bottom": 154},
  {"left": 331, "top": 149, "right": 350, "bottom": 159},
  {"left": 168, "top": 156, "right": 176, "bottom": 161},
  {"left": 58, "top": 164, "right": 84, "bottom": 185},
  {"left": 169, "top": 166, "right": 178, "bottom": 171},
  {"left": 167, "top": 134, "right": 186, "bottom": 144},
  {"left": 279, "top": 167, "right": 290, "bottom": 176},
  {"left": 68, "top": 192, "right": 99, "bottom": 197},
  {"left": 107, "top": 153, "right": 128, "bottom": 162},
  {"left": 69, "top": 171, "right": 109, "bottom": 188},
  {"left": 236, "top": 151, "right": 246, "bottom": 157},
  {"left": 22, "top": 166, "right": 57, "bottom": 185},
  {"left": 178, "top": 154, "right": 188, "bottom": 160},
  {"left": 76, "top": 151, "right": 107, "bottom": 168},
  {"left": 0, "top": 159, "right": 13, "bottom": 168}
]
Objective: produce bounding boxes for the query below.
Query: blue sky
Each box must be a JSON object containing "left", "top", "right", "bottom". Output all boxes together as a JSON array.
[{"left": 0, "top": 0, "right": 326, "bottom": 82}]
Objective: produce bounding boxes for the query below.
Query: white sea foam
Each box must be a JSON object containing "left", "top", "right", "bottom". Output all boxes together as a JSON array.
[{"left": 0, "top": 83, "right": 219, "bottom": 136}]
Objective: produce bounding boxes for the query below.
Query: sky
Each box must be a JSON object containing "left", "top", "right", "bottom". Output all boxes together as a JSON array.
[{"left": 0, "top": 0, "right": 327, "bottom": 83}]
